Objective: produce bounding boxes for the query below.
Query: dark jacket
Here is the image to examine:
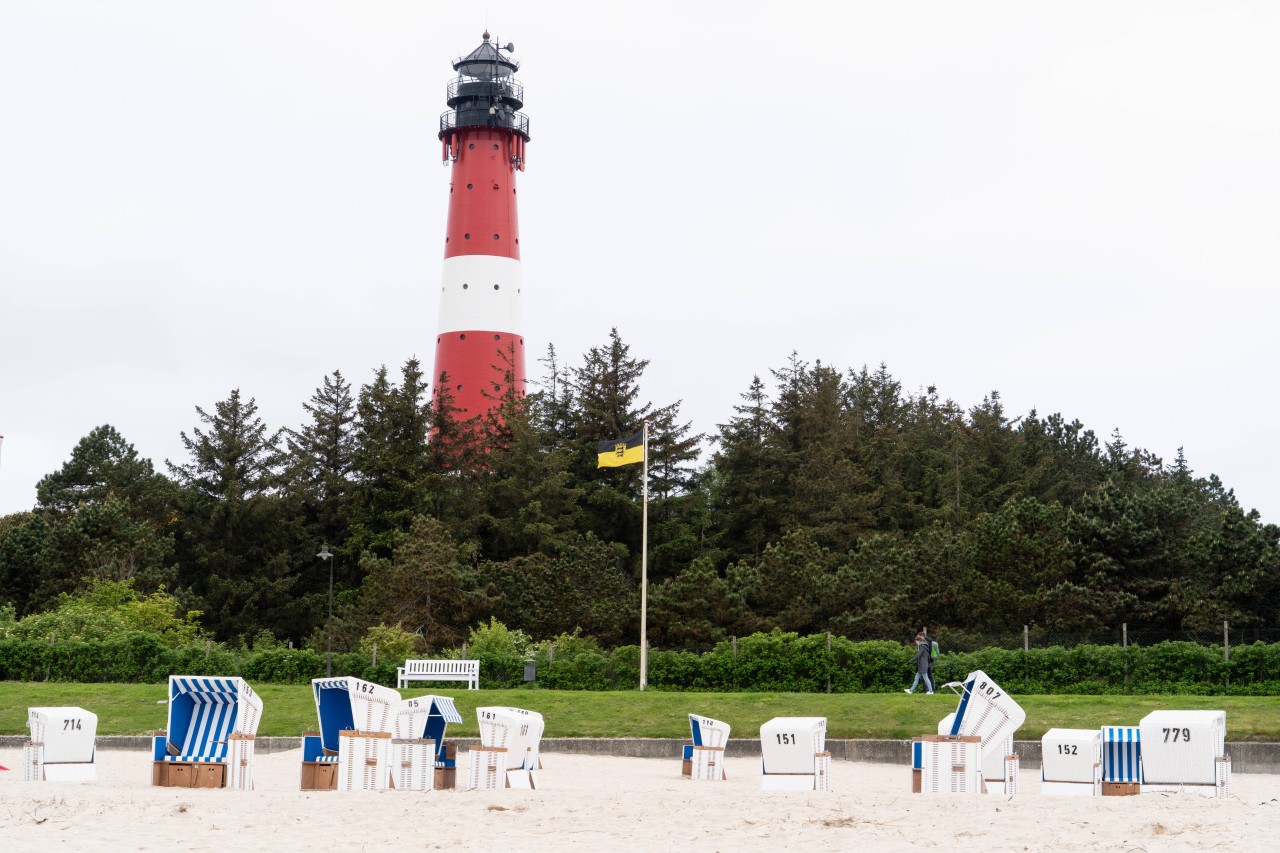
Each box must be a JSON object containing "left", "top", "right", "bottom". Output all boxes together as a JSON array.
[{"left": 911, "top": 641, "right": 931, "bottom": 674}]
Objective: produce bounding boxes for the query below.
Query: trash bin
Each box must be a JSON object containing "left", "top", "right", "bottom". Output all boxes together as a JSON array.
[{"left": 523, "top": 659, "right": 536, "bottom": 683}]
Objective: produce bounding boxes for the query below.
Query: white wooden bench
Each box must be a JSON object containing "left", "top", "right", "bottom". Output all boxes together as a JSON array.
[{"left": 397, "top": 659, "right": 480, "bottom": 690}]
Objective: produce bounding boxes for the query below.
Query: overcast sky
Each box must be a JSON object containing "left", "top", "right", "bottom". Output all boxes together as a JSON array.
[{"left": 1, "top": 2, "right": 1277, "bottom": 524}]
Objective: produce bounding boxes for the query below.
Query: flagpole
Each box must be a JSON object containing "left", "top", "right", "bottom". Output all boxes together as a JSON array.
[{"left": 640, "top": 420, "right": 649, "bottom": 691}]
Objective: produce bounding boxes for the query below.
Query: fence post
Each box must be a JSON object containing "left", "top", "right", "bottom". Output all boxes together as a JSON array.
[
  {"left": 462, "top": 642, "right": 467, "bottom": 659},
  {"left": 1122, "top": 623, "right": 1129, "bottom": 691},
  {"left": 1224, "top": 620, "right": 1230, "bottom": 690},
  {"left": 731, "top": 636, "right": 738, "bottom": 692},
  {"left": 372, "top": 642, "right": 377, "bottom": 668},
  {"left": 1023, "top": 625, "right": 1030, "bottom": 687},
  {"left": 826, "top": 631, "right": 832, "bottom": 694}
]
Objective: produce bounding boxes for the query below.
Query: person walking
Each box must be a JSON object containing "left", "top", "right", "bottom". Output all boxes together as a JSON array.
[
  {"left": 923, "top": 627, "right": 937, "bottom": 688},
  {"left": 905, "top": 632, "right": 934, "bottom": 694}
]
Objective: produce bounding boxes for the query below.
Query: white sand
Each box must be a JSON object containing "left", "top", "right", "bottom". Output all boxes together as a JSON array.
[{"left": 2, "top": 748, "right": 1277, "bottom": 852}]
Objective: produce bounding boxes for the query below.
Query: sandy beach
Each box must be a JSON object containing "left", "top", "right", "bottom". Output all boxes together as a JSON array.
[{"left": 2, "top": 747, "right": 1276, "bottom": 852}]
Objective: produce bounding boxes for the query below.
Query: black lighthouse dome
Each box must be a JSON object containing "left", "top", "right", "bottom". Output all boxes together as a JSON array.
[{"left": 440, "top": 31, "right": 530, "bottom": 140}]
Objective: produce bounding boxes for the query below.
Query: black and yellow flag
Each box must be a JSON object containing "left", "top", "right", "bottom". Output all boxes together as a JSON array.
[{"left": 597, "top": 431, "right": 644, "bottom": 468}]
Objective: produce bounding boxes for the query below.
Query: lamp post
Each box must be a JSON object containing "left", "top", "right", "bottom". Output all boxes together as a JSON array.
[{"left": 317, "top": 543, "right": 334, "bottom": 677}]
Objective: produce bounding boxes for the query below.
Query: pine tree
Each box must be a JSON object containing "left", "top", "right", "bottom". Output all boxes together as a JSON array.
[{"left": 282, "top": 370, "right": 356, "bottom": 548}]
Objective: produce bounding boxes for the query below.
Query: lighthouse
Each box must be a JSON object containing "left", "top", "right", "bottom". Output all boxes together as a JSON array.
[{"left": 433, "top": 32, "right": 530, "bottom": 423}]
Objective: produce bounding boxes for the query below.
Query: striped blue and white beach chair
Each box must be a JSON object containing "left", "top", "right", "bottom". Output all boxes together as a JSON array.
[
  {"left": 152, "top": 676, "right": 263, "bottom": 790},
  {"left": 1101, "top": 725, "right": 1142, "bottom": 794},
  {"left": 304, "top": 677, "right": 401, "bottom": 791}
]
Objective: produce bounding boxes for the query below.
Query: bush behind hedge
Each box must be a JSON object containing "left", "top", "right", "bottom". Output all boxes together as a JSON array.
[{"left": 1, "top": 631, "right": 1278, "bottom": 694}]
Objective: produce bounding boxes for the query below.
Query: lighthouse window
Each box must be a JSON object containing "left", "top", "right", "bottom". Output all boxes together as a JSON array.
[
  {"left": 493, "top": 233, "right": 499, "bottom": 240},
  {"left": 493, "top": 334, "right": 500, "bottom": 340},
  {"left": 462, "top": 283, "right": 469, "bottom": 289},
  {"left": 464, "top": 233, "right": 471, "bottom": 239},
  {"left": 492, "top": 143, "right": 499, "bottom": 150},
  {"left": 468, "top": 143, "right": 475, "bottom": 150},
  {"left": 467, "top": 183, "right": 473, "bottom": 189},
  {"left": 457, "top": 384, "right": 463, "bottom": 391},
  {"left": 493, "top": 384, "right": 501, "bottom": 392},
  {"left": 459, "top": 333, "right": 466, "bottom": 340},
  {"left": 493, "top": 284, "right": 500, "bottom": 290}
]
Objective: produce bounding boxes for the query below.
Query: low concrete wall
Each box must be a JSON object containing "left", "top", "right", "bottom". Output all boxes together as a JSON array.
[{"left": 4, "top": 736, "right": 1278, "bottom": 773}]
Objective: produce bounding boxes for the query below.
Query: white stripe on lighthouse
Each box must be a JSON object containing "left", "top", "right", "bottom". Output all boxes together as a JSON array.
[{"left": 437, "top": 254, "right": 523, "bottom": 335}]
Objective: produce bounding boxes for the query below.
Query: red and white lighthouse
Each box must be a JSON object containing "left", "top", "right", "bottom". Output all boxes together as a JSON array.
[{"left": 433, "top": 32, "right": 530, "bottom": 422}]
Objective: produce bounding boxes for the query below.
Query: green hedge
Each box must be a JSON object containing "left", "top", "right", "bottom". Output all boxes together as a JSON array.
[{"left": 2, "top": 630, "right": 1279, "bottom": 694}]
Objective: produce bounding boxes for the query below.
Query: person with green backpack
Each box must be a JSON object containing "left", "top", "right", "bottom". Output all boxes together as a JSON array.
[
  {"left": 923, "top": 628, "right": 939, "bottom": 688},
  {"left": 905, "top": 632, "right": 935, "bottom": 694}
]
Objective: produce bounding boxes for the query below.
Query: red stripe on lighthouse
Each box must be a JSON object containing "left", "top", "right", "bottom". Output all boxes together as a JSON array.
[
  {"left": 444, "top": 129, "right": 521, "bottom": 262},
  {"left": 433, "top": 330, "right": 526, "bottom": 419}
]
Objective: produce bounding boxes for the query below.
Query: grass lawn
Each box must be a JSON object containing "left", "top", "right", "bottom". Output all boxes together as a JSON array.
[{"left": 2, "top": 682, "right": 1277, "bottom": 740}]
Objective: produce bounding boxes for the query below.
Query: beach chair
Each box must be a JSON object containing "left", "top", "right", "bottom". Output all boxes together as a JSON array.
[
  {"left": 1138, "top": 710, "right": 1229, "bottom": 797},
  {"left": 473, "top": 706, "right": 545, "bottom": 789},
  {"left": 759, "top": 716, "right": 830, "bottom": 791},
  {"left": 1100, "top": 725, "right": 1142, "bottom": 796},
  {"left": 687, "top": 714, "right": 730, "bottom": 781},
  {"left": 940, "top": 670, "right": 1024, "bottom": 794},
  {"left": 152, "top": 676, "right": 263, "bottom": 790},
  {"left": 303, "top": 677, "right": 401, "bottom": 791},
  {"left": 391, "top": 694, "right": 464, "bottom": 790},
  {"left": 26, "top": 707, "right": 98, "bottom": 782},
  {"left": 1041, "top": 728, "right": 1102, "bottom": 796}
]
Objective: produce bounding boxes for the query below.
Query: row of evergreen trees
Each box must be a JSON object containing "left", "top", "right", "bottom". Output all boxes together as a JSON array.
[{"left": 1, "top": 329, "right": 1276, "bottom": 654}]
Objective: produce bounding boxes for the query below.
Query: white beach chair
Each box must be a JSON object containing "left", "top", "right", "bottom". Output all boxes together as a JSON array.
[
  {"left": 918, "top": 734, "right": 983, "bottom": 794},
  {"left": 475, "top": 706, "right": 544, "bottom": 789},
  {"left": 1138, "top": 710, "right": 1229, "bottom": 797},
  {"left": 688, "top": 714, "right": 731, "bottom": 781},
  {"left": 26, "top": 707, "right": 97, "bottom": 782},
  {"left": 941, "top": 670, "right": 1024, "bottom": 794},
  {"left": 152, "top": 676, "right": 263, "bottom": 789},
  {"left": 391, "top": 694, "right": 464, "bottom": 791},
  {"left": 305, "top": 677, "right": 401, "bottom": 791},
  {"left": 759, "top": 716, "right": 830, "bottom": 791},
  {"left": 1041, "top": 728, "right": 1102, "bottom": 796}
]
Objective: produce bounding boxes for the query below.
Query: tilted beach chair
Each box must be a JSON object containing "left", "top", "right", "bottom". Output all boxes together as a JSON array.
[
  {"left": 917, "top": 670, "right": 1024, "bottom": 795},
  {"left": 152, "top": 676, "right": 263, "bottom": 789},
  {"left": 945, "top": 670, "right": 1024, "bottom": 794}
]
